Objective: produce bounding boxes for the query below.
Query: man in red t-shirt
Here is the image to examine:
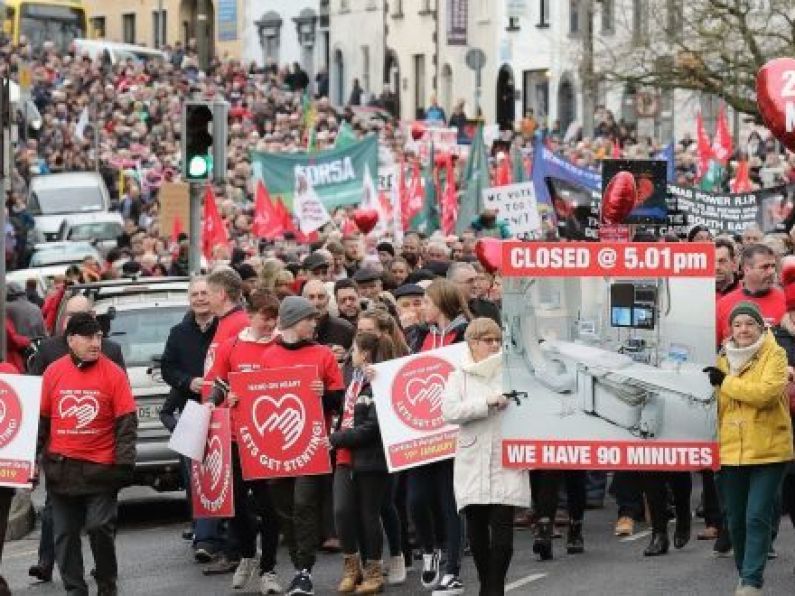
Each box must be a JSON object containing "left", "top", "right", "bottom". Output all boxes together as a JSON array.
[
  {"left": 264, "top": 296, "right": 344, "bottom": 596},
  {"left": 716, "top": 244, "right": 786, "bottom": 346},
  {"left": 37, "top": 313, "right": 137, "bottom": 596}
]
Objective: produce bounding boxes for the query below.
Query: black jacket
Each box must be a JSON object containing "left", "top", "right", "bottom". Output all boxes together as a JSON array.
[
  {"left": 29, "top": 335, "right": 125, "bottom": 375},
  {"left": 160, "top": 311, "right": 218, "bottom": 431},
  {"left": 406, "top": 315, "right": 469, "bottom": 353},
  {"left": 316, "top": 313, "right": 355, "bottom": 350},
  {"left": 469, "top": 298, "right": 501, "bottom": 325},
  {"left": 329, "top": 384, "right": 387, "bottom": 473}
]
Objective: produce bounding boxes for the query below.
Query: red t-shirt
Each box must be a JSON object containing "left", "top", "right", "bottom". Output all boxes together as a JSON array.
[
  {"left": 261, "top": 340, "right": 345, "bottom": 393},
  {"left": 715, "top": 287, "right": 787, "bottom": 346},
  {"left": 40, "top": 355, "right": 136, "bottom": 465},
  {"left": 204, "top": 306, "right": 250, "bottom": 375}
]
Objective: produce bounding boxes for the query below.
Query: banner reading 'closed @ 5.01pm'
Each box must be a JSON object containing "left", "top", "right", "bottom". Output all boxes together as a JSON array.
[
  {"left": 500, "top": 242, "right": 718, "bottom": 471},
  {"left": 231, "top": 366, "right": 331, "bottom": 480},
  {"left": 371, "top": 343, "right": 468, "bottom": 472}
]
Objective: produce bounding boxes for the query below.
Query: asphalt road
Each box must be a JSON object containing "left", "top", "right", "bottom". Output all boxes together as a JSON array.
[{"left": 1, "top": 485, "right": 794, "bottom": 595}]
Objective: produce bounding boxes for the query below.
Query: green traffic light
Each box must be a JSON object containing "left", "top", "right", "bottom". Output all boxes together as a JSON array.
[{"left": 187, "top": 154, "right": 213, "bottom": 179}]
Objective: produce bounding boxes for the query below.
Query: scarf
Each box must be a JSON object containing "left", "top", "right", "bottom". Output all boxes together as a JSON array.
[{"left": 725, "top": 334, "right": 766, "bottom": 375}]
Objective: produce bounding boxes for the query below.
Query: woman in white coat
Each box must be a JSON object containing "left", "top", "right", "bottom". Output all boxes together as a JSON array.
[{"left": 441, "top": 318, "right": 530, "bottom": 596}]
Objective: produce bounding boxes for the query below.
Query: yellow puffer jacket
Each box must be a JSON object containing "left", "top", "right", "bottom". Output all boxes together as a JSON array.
[{"left": 717, "top": 331, "right": 794, "bottom": 466}]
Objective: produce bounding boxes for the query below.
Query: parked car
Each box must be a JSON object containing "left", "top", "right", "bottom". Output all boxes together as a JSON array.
[
  {"left": 58, "top": 212, "right": 124, "bottom": 256},
  {"left": 57, "top": 277, "right": 190, "bottom": 491},
  {"left": 5, "top": 269, "right": 47, "bottom": 299},
  {"left": 28, "top": 172, "right": 112, "bottom": 242},
  {"left": 71, "top": 39, "right": 166, "bottom": 66},
  {"left": 28, "top": 241, "right": 101, "bottom": 268}
]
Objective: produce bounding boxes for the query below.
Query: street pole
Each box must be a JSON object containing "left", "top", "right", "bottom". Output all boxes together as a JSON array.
[
  {"left": 0, "top": 78, "right": 10, "bottom": 361},
  {"left": 188, "top": 182, "right": 203, "bottom": 274},
  {"left": 196, "top": 0, "right": 209, "bottom": 71},
  {"left": 580, "top": 0, "right": 596, "bottom": 139}
]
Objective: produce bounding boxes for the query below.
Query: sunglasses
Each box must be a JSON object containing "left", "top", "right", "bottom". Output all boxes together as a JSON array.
[{"left": 477, "top": 337, "right": 502, "bottom": 345}]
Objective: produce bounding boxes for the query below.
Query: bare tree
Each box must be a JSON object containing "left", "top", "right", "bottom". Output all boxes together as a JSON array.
[{"left": 595, "top": 0, "right": 795, "bottom": 119}]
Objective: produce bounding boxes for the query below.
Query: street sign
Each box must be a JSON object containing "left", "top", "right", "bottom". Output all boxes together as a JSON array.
[{"left": 465, "top": 48, "right": 486, "bottom": 71}]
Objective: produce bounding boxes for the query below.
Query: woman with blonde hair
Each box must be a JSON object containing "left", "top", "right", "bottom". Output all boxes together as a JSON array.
[
  {"left": 442, "top": 318, "right": 528, "bottom": 596},
  {"left": 357, "top": 307, "right": 411, "bottom": 357}
]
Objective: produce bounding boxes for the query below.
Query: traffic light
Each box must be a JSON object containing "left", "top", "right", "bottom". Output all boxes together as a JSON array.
[
  {"left": 181, "top": 101, "right": 228, "bottom": 182},
  {"left": 182, "top": 102, "right": 213, "bottom": 181}
]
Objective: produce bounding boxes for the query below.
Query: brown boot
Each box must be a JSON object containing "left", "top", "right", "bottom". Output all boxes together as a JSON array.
[
  {"left": 355, "top": 560, "right": 384, "bottom": 595},
  {"left": 338, "top": 554, "right": 362, "bottom": 593}
]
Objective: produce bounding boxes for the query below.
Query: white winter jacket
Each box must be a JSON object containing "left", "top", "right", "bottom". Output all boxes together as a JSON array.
[{"left": 442, "top": 350, "right": 530, "bottom": 511}]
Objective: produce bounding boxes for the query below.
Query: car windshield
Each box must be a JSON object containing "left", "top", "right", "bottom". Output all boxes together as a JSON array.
[
  {"left": 105, "top": 306, "right": 186, "bottom": 367},
  {"left": 68, "top": 222, "right": 122, "bottom": 241},
  {"left": 29, "top": 245, "right": 97, "bottom": 266},
  {"left": 29, "top": 187, "right": 104, "bottom": 215}
]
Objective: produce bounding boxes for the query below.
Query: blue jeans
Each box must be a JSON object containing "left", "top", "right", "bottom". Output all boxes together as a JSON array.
[{"left": 718, "top": 463, "right": 788, "bottom": 589}]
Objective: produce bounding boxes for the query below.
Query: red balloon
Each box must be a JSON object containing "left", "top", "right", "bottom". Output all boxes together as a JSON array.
[
  {"left": 781, "top": 255, "right": 795, "bottom": 286},
  {"left": 353, "top": 209, "right": 379, "bottom": 234},
  {"left": 757, "top": 58, "right": 795, "bottom": 152},
  {"left": 434, "top": 152, "right": 451, "bottom": 169},
  {"left": 410, "top": 121, "right": 427, "bottom": 141},
  {"left": 601, "top": 171, "right": 637, "bottom": 225},
  {"left": 475, "top": 238, "right": 502, "bottom": 274},
  {"left": 636, "top": 177, "right": 655, "bottom": 206}
]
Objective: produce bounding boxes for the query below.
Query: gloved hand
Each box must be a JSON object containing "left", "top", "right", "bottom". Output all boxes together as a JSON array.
[{"left": 702, "top": 366, "right": 726, "bottom": 387}]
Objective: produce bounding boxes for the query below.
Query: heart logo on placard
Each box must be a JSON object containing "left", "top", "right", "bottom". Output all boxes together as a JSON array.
[
  {"left": 636, "top": 177, "right": 655, "bottom": 206},
  {"left": 353, "top": 209, "right": 379, "bottom": 235},
  {"left": 253, "top": 394, "right": 306, "bottom": 450},
  {"left": 0, "top": 400, "right": 6, "bottom": 427},
  {"left": 0, "top": 381, "right": 22, "bottom": 448},
  {"left": 405, "top": 374, "right": 446, "bottom": 412},
  {"left": 58, "top": 394, "right": 100, "bottom": 429},
  {"left": 475, "top": 238, "right": 502, "bottom": 274},
  {"left": 757, "top": 58, "right": 795, "bottom": 152},
  {"left": 203, "top": 435, "right": 224, "bottom": 492},
  {"left": 601, "top": 171, "right": 638, "bottom": 224}
]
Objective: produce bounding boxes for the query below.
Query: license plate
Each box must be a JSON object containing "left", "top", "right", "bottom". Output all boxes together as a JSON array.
[{"left": 137, "top": 404, "right": 162, "bottom": 423}]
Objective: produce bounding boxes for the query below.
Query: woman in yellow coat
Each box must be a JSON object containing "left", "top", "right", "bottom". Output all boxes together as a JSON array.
[{"left": 704, "top": 301, "right": 793, "bottom": 596}]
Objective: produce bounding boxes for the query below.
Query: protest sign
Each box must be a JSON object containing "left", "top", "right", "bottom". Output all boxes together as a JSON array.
[
  {"left": 294, "top": 171, "right": 331, "bottom": 233},
  {"left": 191, "top": 408, "right": 234, "bottom": 518},
  {"left": 168, "top": 400, "right": 211, "bottom": 461},
  {"left": 231, "top": 366, "right": 331, "bottom": 480},
  {"left": 371, "top": 343, "right": 468, "bottom": 472},
  {"left": 251, "top": 136, "right": 378, "bottom": 211},
  {"left": 0, "top": 375, "right": 40, "bottom": 488},
  {"left": 482, "top": 181, "right": 542, "bottom": 238},
  {"left": 500, "top": 242, "right": 718, "bottom": 471},
  {"left": 157, "top": 182, "right": 190, "bottom": 240}
]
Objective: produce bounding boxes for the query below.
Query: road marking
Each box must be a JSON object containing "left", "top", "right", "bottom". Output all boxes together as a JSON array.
[
  {"left": 620, "top": 529, "right": 652, "bottom": 542},
  {"left": 506, "top": 573, "right": 547, "bottom": 592}
]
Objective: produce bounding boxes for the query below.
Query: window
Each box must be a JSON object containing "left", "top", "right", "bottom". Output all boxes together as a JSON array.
[
  {"left": 569, "top": 0, "right": 580, "bottom": 34},
  {"left": 666, "top": 0, "right": 683, "bottom": 38},
  {"left": 507, "top": 16, "right": 520, "bottom": 31},
  {"left": 366, "top": 0, "right": 377, "bottom": 10},
  {"left": 152, "top": 10, "right": 166, "bottom": 48},
  {"left": 391, "top": 0, "right": 403, "bottom": 17},
  {"left": 340, "top": 0, "right": 350, "bottom": 12},
  {"left": 601, "top": 0, "right": 614, "bottom": 34},
  {"left": 122, "top": 13, "right": 135, "bottom": 44},
  {"left": 632, "top": 0, "right": 647, "bottom": 44},
  {"left": 420, "top": 0, "right": 432, "bottom": 13},
  {"left": 537, "top": 0, "right": 550, "bottom": 27},
  {"left": 90, "top": 16, "right": 106, "bottom": 38}
]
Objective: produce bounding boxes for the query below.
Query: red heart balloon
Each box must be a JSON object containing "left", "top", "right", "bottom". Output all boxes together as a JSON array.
[
  {"left": 410, "top": 121, "right": 427, "bottom": 141},
  {"left": 601, "top": 171, "right": 638, "bottom": 225},
  {"left": 434, "top": 152, "right": 451, "bottom": 169},
  {"left": 475, "top": 238, "right": 502, "bottom": 274},
  {"left": 636, "top": 177, "right": 655, "bottom": 206},
  {"left": 353, "top": 209, "right": 379, "bottom": 234},
  {"left": 781, "top": 254, "right": 795, "bottom": 286},
  {"left": 757, "top": 58, "right": 795, "bottom": 152}
]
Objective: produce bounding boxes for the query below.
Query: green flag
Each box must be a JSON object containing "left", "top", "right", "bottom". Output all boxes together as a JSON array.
[
  {"left": 410, "top": 143, "right": 440, "bottom": 233},
  {"left": 700, "top": 159, "right": 724, "bottom": 192},
  {"left": 512, "top": 146, "right": 525, "bottom": 183},
  {"left": 335, "top": 121, "right": 358, "bottom": 149},
  {"left": 456, "top": 123, "right": 489, "bottom": 235}
]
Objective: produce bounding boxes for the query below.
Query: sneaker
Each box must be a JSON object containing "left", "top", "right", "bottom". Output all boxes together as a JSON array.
[
  {"left": 614, "top": 516, "right": 634, "bottom": 537},
  {"left": 432, "top": 574, "right": 464, "bottom": 595},
  {"left": 386, "top": 555, "right": 406, "bottom": 585},
  {"left": 260, "top": 571, "right": 284, "bottom": 594},
  {"left": 232, "top": 557, "right": 259, "bottom": 589},
  {"left": 767, "top": 546, "right": 778, "bottom": 560},
  {"left": 713, "top": 527, "right": 732, "bottom": 557},
  {"left": 203, "top": 554, "right": 240, "bottom": 576},
  {"left": 421, "top": 551, "right": 441, "bottom": 589},
  {"left": 194, "top": 548, "right": 214, "bottom": 564},
  {"left": 286, "top": 570, "right": 313, "bottom": 596}
]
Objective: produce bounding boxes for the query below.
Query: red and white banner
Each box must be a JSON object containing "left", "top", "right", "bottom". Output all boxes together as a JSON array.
[
  {"left": 502, "top": 440, "right": 718, "bottom": 471},
  {"left": 191, "top": 408, "right": 234, "bottom": 518},
  {"left": 0, "top": 375, "right": 40, "bottom": 488},
  {"left": 231, "top": 366, "right": 331, "bottom": 479},
  {"left": 501, "top": 242, "right": 715, "bottom": 278},
  {"left": 371, "top": 344, "right": 468, "bottom": 472}
]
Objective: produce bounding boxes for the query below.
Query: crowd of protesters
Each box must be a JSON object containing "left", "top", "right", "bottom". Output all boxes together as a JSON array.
[{"left": 0, "top": 32, "right": 794, "bottom": 596}]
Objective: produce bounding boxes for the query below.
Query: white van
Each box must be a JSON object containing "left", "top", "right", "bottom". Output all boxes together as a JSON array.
[
  {"left": 71, "top": 38, "right": 166, "bottom": 65},
  {"left": 28, "top": 172, "right": 112, "bottom": 241}
]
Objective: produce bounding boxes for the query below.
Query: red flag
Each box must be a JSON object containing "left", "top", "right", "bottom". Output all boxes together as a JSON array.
[
  {"left": 404, "top": 161, "right": 424, "bottom": 230},
  {"left": 253, "top": 180, "right": 282, "bottom": 239},
  {"left": 274, "top": 197, "right": 296, "bottom": 233},
  {"left": 495, "top": 158, "right": 511, "bottom": 186},
  {"left": 202, "top": 186, "right": 229, "bottom": 260},
  {"left": 695, "top": 111, "right": 713, "bottom": 180},
  {"left": 612, "top": 139, "right": 621, "bottom": 158},
  {"left": 712, "top": 105, "right": 733, "bottom": 164},
  {"left": 341, "top": 217, "right": 357, "bottom": 236},
  {"left": 441, "top": 160, "right": 458, "bottom": 236},
  {"left": 171, "top": 215, "right": 184, "bottom": 242},
  {"left": 730, "top": 160, "right": 753, "bottom": 193}
]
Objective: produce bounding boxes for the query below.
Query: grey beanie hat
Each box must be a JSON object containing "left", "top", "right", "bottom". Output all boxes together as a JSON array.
[{"left": 278, "top": 296, "right": 319, "bottom": 330}]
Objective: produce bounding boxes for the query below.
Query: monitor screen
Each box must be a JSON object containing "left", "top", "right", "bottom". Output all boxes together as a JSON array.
[
  {"left": 633, "top": 307, "right": 655, "bottom": 329},
  {"left": 611, "top": 306, "right": 632, "bottom": 327}
]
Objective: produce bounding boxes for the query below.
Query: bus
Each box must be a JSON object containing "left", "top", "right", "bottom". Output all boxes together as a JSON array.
[{"left": 1, "top": 0, "right": 88, "bottom": 53}]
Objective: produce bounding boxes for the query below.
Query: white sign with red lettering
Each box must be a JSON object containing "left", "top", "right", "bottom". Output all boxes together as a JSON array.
[
  {"left": 371, "top": 343, "right": 467, "bottom": 472},
  {"left": 0, "top": 374, "right": 41, "bottom": 488}
]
